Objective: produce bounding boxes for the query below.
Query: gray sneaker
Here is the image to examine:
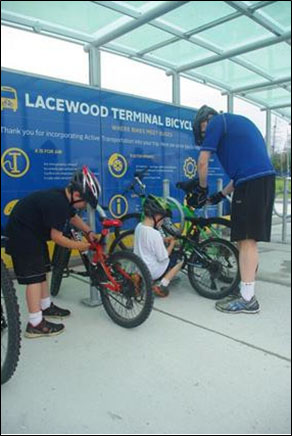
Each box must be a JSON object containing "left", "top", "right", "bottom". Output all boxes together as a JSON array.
[
  {"left": 215, "top": 296, "right": 260, "bottom": 314},
  {"left": 217, "top": 286, "right": 241, "bottom": 303}
]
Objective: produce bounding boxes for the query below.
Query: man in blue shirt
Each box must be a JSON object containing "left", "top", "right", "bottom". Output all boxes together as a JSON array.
[{"left": 192, "top": 105, "right": 276, "bottom": 314}]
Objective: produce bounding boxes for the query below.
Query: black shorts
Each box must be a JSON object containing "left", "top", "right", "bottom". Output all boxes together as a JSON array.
[
  {"left": 231, "top": 175, "right": 275, "bottom": 242},
  {"left": 6, "top": 226, "right": 51, "bottom": 285},
  {"left": 157, "top": 251, "right": 182, "bottom": 281}
]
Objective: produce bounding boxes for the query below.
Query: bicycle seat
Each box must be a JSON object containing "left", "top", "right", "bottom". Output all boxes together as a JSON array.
[{"left": 102, "top": 219, "right": 122, "bottom": 229}]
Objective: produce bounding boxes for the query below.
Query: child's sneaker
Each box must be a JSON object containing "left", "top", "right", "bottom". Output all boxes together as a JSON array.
[
  {"left": 152, "top": 285, "right": 169, "bottom": 298},
  {"left": 24, "top": 319, "right": 65, "bottom": 338},
  {"left": 42, "top": 302, "right": 71, "bottom": 319}
]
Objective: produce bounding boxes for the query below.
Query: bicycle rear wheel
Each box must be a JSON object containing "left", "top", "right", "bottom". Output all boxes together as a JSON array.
[
  {"left": 109, "top": 229, "right": 135, "bottom": 254},
  {"left": 50, "top": 245, "right": 71, "bottom": 296},
  {"left": 188, "top": 238, "right": 240, "bottom": 300},
  {"left": 100, "top": 251, "right": 153, "bottom": 328},
  {"left": 1, "top": 260, "right": 21, "bottom": 384},
  {"left": 165, "top": 196, "right": 185, "bottom": 236},
  {"left": 113, "top": 213, "right": 141, "bottom": 250}
]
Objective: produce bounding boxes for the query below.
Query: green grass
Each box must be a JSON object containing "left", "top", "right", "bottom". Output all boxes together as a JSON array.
[{"left": 276, "top": 177, "right": 291, "bottom": 199}]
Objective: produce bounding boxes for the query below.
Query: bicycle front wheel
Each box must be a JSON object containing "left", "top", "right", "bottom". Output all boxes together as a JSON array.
[
  {"left": 100, "top": 251, "right": 153, "bottom": 328},
  {"left": 188, "top": 238, "right": 240, "bottom": 300},
  {"left": 50, "top": 245, "right": 71, "bottom": 296},
  {"left": 1, "top": 260, "right": 21, "bottom": 384}
]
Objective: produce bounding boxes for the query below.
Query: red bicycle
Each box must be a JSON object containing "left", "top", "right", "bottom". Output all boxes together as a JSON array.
[{"left": 51, "top": 218, "right": 153, "bottom": 328}]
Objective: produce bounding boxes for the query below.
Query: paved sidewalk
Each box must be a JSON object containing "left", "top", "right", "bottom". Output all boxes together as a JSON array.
[{"left": 1, "top": 221, "right": 291, "bottom": 435}]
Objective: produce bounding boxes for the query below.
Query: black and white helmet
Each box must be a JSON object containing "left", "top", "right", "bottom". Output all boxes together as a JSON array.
[
  {"left": 69, "top": 166, "right": 101, "bottom": 209},
  {"left": 193, "top": 105, "right": 218, "bottom": 145}
]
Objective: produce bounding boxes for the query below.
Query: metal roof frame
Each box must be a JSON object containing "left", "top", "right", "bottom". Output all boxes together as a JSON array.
[
  {"left": 165, "top": 31, "right": 291, "bottom": 75},
  {"left": 1, "top": 0, "right": 291, "bottom": 121},
  {"left": 222, "top": 76, "right": 291, "bottom": 95},
  {"left": 261, "top": 103, "right": 291, "bottom": 111},
  {"left": 84, "top": 1, "right": 191, "bottom": 51},
  {"left": 224, "top": 0, "right": 291, "bottom": 39}
]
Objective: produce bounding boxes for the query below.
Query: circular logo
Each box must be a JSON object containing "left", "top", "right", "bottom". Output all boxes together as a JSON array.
[
  {"left": 108, "top": 153, "right": 128, "bottom": 178},
  {"left": 1, "top": 148, "right": 30, "bottom": 178},
  {"left": 109, "top": 195, "right": 128, "bottom": 219},
  {"left": 3, "top": 199, "right": 19, "bottom": 216},
  {"left": 184, "top": 157, "right": 197, "bottom": 179}
]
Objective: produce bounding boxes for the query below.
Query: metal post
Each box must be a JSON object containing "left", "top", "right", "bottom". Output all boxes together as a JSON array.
[
  {"left": 163, "top": 179, "right": 170, "bottom": 198},
  {"left": 82, "top": 47, "right": 102, "bottom": 305},
  {"left": 282, "top": 177, "right": 289, "bottom": 243},
  {"left": 266, "top": 109, "right": 272, "bottom": 156},
  {"left": 217, "top": 178, "right": 223, "bottom": 217},
  {"left": 227, "top": 93, "right": 234, "bottom": 113},
  {"left": 172, "top": 73, "right": 180, "bottom": 105},
  {"left": 82, "top": 205, "right": 101, "bottom": 307},
  {"left": 88, "top": 47, "right": 101, "bottom": 88}
]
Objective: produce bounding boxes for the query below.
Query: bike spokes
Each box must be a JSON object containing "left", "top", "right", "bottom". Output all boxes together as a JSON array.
[
  {"left": 99, "top": 251, "right": 153, "bottom": 328},
  {"left": 188, "top": 239, "right": 240, "bottom": 300}
]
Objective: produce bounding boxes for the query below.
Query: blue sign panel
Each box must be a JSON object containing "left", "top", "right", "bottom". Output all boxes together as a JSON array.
[{"left": 1, "top": 70, "right": 229, "bottom": 229}]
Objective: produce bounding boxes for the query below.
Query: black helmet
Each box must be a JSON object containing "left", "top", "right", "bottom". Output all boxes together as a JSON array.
[
  {"left": 193, "top": 105, "right": 218, "bottom": 145},
  {"left": 143, "top": 195, "right": 171, "bottom": 219},
  {"left": 69, "top": 166, "right": 101, "bottom": 209}
]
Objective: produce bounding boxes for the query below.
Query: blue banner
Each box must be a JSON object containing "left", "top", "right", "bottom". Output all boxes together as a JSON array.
[{"left": 1, "top": 70, "right": 229, "bottom": 229}]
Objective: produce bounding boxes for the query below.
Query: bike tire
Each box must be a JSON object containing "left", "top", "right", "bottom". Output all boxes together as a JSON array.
[
  {"left": 100, "top": 251, "right": 153, "bottom": 328},
  {"left": 165, "top": 196, "right": 185, "bottom": 236},
  {"left": 1, "top": 260, "right": 21, "bottom": 384},
  {"left": 50, "top": 245, "right": 71, "bottom": 296},
  {"left": 114, "top": 213, "right": 141, "bottom": 239},
  {"left": 188, "top": 238, "right": 240, "bottom": 300},
  {"left": 109, "top": 229, "right": 135, "bottom": 254}
]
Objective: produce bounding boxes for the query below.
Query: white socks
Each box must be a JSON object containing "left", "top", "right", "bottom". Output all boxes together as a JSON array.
[
  {"left": 41, "top": 297, "right": 51, "bottom": 311},
  {"left": 240, "top": 282, "right": 255, "bottom": 302},
  {"left": 160, "top": 278, "right": 170, "bottom": 288},
  {"left": 28, "top": 311, "right": 42, "bottom": 327},
  {"left": 28, "top": 298, "right": 51, "bottom": 327}
]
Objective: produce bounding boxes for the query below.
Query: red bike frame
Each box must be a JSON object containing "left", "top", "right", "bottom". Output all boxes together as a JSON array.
[{"left": 86, "top": 219, "right": 133, "bottom": 293}]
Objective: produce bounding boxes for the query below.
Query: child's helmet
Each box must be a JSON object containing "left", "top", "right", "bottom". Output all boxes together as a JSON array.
[{"left": 69, "top": 166, "right": 101, "bottom": 209}]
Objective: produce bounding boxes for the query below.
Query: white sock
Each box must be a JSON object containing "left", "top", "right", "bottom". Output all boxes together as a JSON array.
[
  {"left": 41, "top": 297, "right": 51, "bottom": 311},
  {"left": 28, "top": 311, "right": 43, "bottom": 327},
  {"left": 160, "top": 278, "right": 170, "bottom": 287},
  {"left": 240, "top": 282, "right": 255, "bottom": 302}
]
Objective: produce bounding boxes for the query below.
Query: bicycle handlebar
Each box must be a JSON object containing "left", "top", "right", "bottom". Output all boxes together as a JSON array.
[
  {"left": 134, "top": 167, "right": 149, "bottom": 180},
  {"left": 123, "top": 167, "right": 149, "bottom": 196}
]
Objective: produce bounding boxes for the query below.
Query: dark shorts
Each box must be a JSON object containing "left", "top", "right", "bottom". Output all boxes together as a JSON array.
[
  {"left": 231, "top": 175, "right": 275, "bottom": 242},
  {"left": 6, "top": 226, "right": 51, "bottom": 285},
  {"left": 157, "top": 251, "right": 182, "bottom": 281}
]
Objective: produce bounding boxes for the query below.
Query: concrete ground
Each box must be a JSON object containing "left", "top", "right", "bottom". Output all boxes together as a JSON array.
[{"left": 1, "top": 220, "right": 291, "bottom": 435}]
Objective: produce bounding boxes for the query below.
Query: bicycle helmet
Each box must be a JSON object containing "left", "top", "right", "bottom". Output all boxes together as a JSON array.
[
  {"left": 193, "top": 105, "right": 218, "bottom": 145},
  {"left": 143, "top": 195, "right": 171, "bottom": 219},
  {"left": 68, "top": 166, "right": 101, "bottom": 209}
]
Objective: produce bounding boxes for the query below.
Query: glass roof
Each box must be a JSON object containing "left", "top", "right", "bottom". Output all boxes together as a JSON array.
[{"left": 1, "top": 0, "right": 291, "bottom": 120}]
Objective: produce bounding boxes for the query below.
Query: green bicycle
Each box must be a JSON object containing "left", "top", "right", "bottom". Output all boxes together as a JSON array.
[
  {"left": 110, "top": 220, "right": 239, "bottom": 300},
  {"left": 113, "top": 169, "right": 232, "bottom": 251}
]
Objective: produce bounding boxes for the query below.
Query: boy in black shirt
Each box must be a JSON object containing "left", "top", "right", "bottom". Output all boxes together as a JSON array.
[{"left": 5, "top": 166, "right": 101, "bottom": 338}]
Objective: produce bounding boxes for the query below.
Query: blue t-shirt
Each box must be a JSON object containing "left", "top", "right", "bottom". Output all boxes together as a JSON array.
[{"left": 200, "top": 113, "right": 275, "bottom": 186}]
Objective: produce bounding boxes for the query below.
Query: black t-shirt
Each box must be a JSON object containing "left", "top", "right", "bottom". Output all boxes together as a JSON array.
[{"left": 6, "top": 188, "right": 76, "bottom": 241}]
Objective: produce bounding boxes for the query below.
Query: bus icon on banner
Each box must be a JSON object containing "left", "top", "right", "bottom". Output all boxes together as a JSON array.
[{"left": 1, "top": 86, "right": 18, "bottom": 112}]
